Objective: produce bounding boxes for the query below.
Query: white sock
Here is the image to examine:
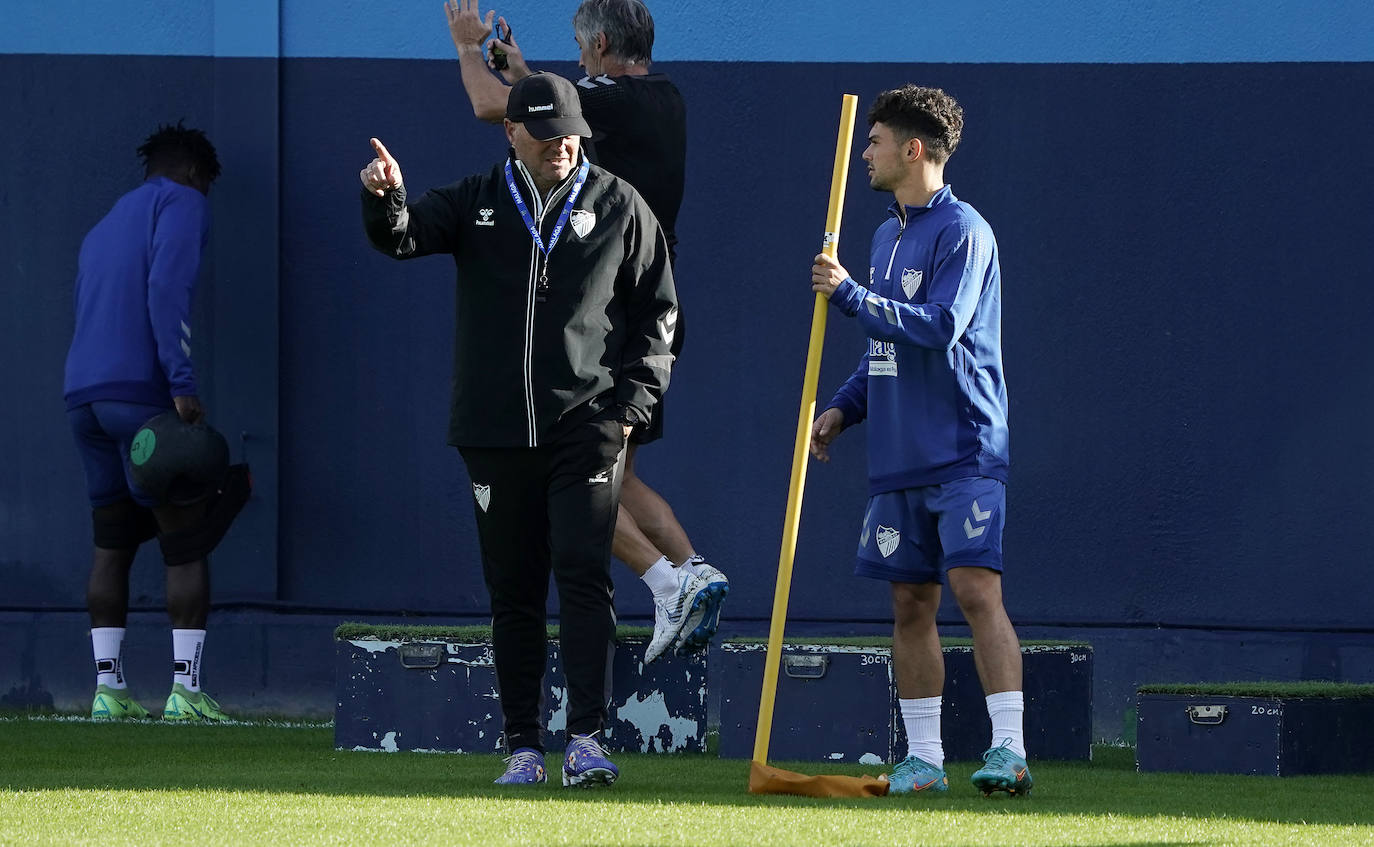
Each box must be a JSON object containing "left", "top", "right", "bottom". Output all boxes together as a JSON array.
[
  {"left": 172, "top": 629, "right": 206, "bottom": 693},
  {"left": 900, "top": 696, "right": 944, "bottom": 768},
  {"left": 641, "top": 556, "right": 679, "bottom": 601},
  {"left": 986, "top": 690, "right": 1026, "bottom": 758},
  {"left": 677, "top": 554, "right": 706, "bottom": 576},
  {"left": 91, "top": 627, "right": 127, "bottom": 690}
]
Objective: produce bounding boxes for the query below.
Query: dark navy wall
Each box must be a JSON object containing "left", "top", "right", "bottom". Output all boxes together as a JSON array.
[
  {"left": 5, "top": 49, "right": 1374, "bottom": 730},
  {"left": 8, "top": 52, "right": 1374, "bottom": 626}
]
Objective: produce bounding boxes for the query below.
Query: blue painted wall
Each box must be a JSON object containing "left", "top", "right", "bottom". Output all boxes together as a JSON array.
[
  {"left": 8, "top": 0, "right": 1374, "bottom": 61},
  {"left": 4, "top": 1, "right": 1374, "bottom": 733}
]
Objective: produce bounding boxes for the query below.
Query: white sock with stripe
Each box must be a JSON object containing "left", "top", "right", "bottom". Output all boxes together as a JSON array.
[
  {"left": 91, "top": 627, "right": 126, "bottom": 690},
  {"left": 172, "top": 629, "right": 206, "bottom": 693}
]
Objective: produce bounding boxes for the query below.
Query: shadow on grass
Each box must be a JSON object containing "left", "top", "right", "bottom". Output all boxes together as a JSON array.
[{"left": 3, "top": 719, "right": 1372, "bottom": 829}]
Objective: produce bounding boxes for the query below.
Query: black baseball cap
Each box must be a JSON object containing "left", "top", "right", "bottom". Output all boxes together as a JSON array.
[{"left": 506, "top": 72, "right": 592, "bottom": 141}]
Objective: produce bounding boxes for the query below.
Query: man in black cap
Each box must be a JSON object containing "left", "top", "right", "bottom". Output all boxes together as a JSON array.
[
  {"left": 360, "top": 71, "right": 678, "bottom": 788},
  {"left": 447, "top": 0, "right": 729, "bottom": 666}
]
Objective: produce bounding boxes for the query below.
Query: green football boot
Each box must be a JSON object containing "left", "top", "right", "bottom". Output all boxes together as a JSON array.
[
  {"left": 162, "top": 683, "right": 229, "bottom": 722},
  {"left": 970, "top": 739, "right": 1033, "bottom": 797},
  {"left": 91, "top": 685, "right": 150, "bottom": 720}
]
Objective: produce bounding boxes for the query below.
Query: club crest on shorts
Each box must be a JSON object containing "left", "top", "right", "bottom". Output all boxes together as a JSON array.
[
  {"left": 876, "top": 525, "right": 900, "bottom": 558},
  {"left": 570, "top": 209, "right": 596, "bottom": 238},
  {"left": 901, "top": 268, "right": 923, "bottom": 298},
  {"left": 472, "top": 483, "right": 491, "bottom": 512}
]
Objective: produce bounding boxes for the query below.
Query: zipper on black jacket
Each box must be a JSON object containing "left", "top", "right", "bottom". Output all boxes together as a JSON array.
[{"left": 511, "top": 158, "right": 581, "bottom": 447}]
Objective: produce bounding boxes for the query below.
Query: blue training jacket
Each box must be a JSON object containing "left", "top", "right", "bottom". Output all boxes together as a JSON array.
[
  {"left": 64, "top": 177, "right": 208, "bottom": 410},
  {"left": 824, "top": 185, "right": 1008, "bottom": 495}
]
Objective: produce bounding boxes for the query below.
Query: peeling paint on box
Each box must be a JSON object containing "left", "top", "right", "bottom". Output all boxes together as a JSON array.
[
  {"left": 547, "top": 685, "right": 568, "bottom": 735},
  {"left": 377, "top": 730, "right": 399, "bottom": 752},
  {"left": 349, "top": 638, "right": 400, "bottom": 655},
  {"left": 335, "top": 635, "right": 707, "bottom": 754},
  {"left": 615, "top": 688, "right": 700, "bottom": 752}
]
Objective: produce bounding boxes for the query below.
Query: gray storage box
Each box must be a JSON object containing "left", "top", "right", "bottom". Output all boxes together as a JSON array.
[
  {"left": 715, "top": 642, "right": 895, "bottom": 764},
  {"left": 1137, "top": 684, "right": 1374, "bottom": 775},
  {"left": 334, "top": 626, "right": 707, "bottom": 754},
  {"left": 716, "top": 640, "right": 1093, "bottom": 763},
  {"left": 910, "top": 644, "right": 1093, "bottom": 761}
]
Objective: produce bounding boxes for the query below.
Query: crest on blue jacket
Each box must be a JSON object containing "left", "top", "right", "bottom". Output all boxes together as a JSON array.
[{"left": 901, "top": 268, "right": 923, "bottom": 298}]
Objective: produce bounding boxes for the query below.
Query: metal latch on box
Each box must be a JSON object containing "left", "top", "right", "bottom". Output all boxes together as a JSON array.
[
  {"left": 1185, "top": 704, "right": 1228, "bottom": 725},
  {"left": 783, "top": 654, "right": 829, "bottom": 679},
  {"left": 398, "top": 642, "right": 444, "bottom": 669}
]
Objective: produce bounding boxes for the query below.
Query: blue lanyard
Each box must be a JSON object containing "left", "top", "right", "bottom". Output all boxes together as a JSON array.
[{"left": 504, "top": 158, "right": 589, "bottom": 289}]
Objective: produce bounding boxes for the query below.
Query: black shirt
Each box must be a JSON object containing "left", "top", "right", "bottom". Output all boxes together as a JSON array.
[{"left": 575, "top": 73, "right": 686, "bottom": 263}]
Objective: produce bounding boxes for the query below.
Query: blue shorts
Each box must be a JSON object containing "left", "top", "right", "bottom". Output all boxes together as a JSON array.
[
  {"left": 68, "top": 401, "right": 171, "bottom": 507},
  {"left": 854, "top": 476, "right": 1005, "bottom": 584}
]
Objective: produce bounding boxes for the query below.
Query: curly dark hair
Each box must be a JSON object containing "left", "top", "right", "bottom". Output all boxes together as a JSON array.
[
  {"left": 136, "top": 121, "right": 221, "bottom": 183},
  {"left": 867, "top": 85, "right": 964, "bottom": 164}
]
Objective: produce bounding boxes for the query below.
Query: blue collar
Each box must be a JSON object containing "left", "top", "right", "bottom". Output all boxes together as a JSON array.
[{"left": 888, "top": 184, "right": 956, "bottom": 220}]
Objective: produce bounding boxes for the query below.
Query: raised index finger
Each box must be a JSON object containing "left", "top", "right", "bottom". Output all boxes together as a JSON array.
[{"left": 370, "top": 137, "right": 393, "bottom": 162}]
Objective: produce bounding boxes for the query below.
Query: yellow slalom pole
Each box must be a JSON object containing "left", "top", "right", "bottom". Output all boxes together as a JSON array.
[{"left": 752, "top": 94, "right": 859, "bottom": 767}]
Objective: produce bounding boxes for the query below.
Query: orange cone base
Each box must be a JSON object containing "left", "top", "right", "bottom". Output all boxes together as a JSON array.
[{"left": 747, "top": 760, "right": 891, "bottom": 797}]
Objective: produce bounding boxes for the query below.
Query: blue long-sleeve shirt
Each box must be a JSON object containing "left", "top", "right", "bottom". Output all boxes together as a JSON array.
[
  {"left": 64, "top": 177, "right": 208, "bottom": 410},
  {"left": 824, "top": 185, "right": 1008, "bottom": 494}
]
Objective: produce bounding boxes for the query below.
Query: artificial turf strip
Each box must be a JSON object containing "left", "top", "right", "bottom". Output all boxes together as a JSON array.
[
  {"left": 720, "top": 636, "right": 1087, "bottom": 648},
  {"left": 3, "top": 719, "right": 1372, "bottom": 846},
  {"left": 333, "top": 623, "right": 656, "bottom": 642},
  {"left": 1136, "top": 681, "right": 1374, "bottom": 698}
]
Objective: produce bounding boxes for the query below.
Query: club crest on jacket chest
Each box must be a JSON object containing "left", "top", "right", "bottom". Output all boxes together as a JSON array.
[
  {"left": 570, "top": 209, "right": 596, "bottom": 238},
  {"left": 901, "top": 268, "right": 923, "bottom": 298}
]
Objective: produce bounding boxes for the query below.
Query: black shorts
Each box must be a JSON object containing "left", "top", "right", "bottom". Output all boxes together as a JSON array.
[{"left": 631, "top": 305, "right": 686, "bottom": 446}]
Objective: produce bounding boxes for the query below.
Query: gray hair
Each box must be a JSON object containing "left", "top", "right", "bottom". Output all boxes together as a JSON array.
[{"left": 573, "top": 0, "right": 654, "bottom": 65}]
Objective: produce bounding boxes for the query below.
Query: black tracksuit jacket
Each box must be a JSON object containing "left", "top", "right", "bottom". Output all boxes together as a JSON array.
[{"left": 362, "top": 154, "right": 677, "bottom": 448}]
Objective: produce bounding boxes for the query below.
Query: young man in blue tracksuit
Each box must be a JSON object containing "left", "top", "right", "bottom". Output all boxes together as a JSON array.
[
  {"left": 64, "top": 123, "right": 229, "bottom": 722},
  {"left": 810, "top": 85, "right": 1031, "bottom": 796}
]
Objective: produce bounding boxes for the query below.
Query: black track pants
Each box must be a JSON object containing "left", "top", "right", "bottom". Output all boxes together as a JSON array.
[{"left": 458, "top": 417, "right": 624, "bottom": 753}]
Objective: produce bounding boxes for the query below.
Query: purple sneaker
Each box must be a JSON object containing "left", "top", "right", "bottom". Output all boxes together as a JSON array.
[
  {"left": 562, "top": 733, "right": 618, "bottom": 787},
  {"left": 494, "top": 748, "right": 546, "bottom": 785}
]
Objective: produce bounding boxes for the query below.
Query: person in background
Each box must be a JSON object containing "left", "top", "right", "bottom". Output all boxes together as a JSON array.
[{"left": 64, "top": 122, "right": 230, "bottom": 723}]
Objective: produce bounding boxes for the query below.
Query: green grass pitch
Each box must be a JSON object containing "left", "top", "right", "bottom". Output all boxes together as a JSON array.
[{"left": 3, "top": 716, "right": 1372, "bottom": 846}]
